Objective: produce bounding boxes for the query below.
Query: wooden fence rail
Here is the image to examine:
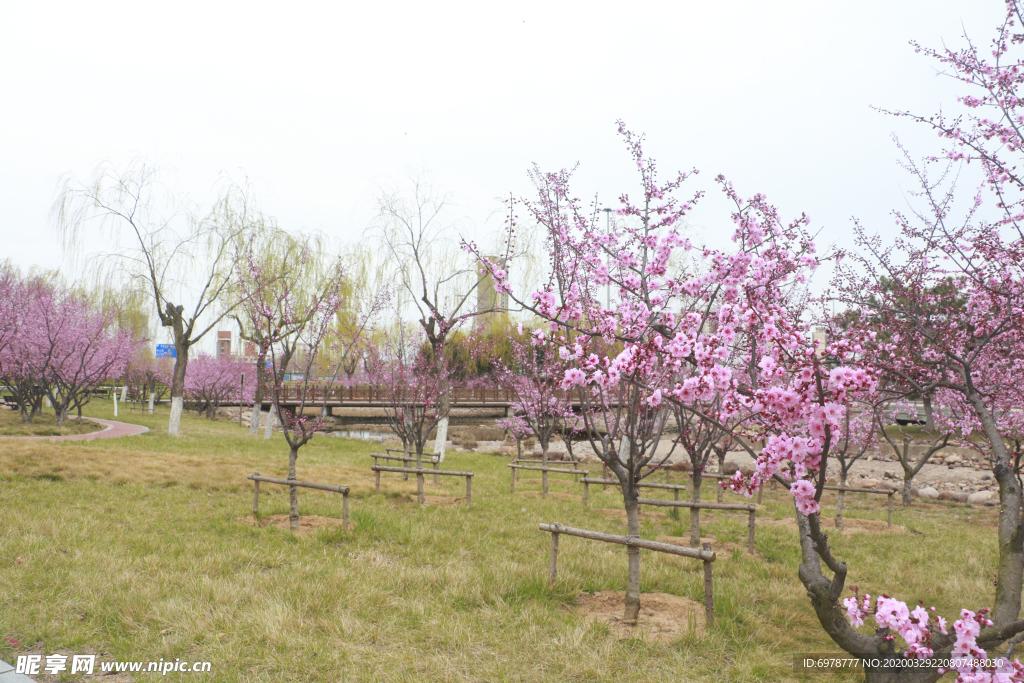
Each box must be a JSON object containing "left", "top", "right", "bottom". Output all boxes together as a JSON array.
[
  {"left": 512, "top": 458, "right": 582, "bottom": 482},
  {"left": 538, "top": 522, "right": 716, "bottom": 629},
  {"left": 247, "top": 472, "right": 350, "bottom": 531},
  {"left": 372, "top": 451, "right": 440, "bottom": 483},
  {"left": 509, "top": 464, "right": 589, "bottom": 495},
  {"left": 580, "top": 477, "right": 688, "bottom": 507},
  {"left": 637, "top": 498, "right": 758, "bottom": 555},
  {"left": 371, "top": 465, "right": 474, "bottom": 504}
]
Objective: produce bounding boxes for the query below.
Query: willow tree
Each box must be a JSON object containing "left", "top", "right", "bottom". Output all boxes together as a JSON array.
[
  {"left": 372, "top": 177, "right": 520, "bottom": 461},
  {"left": 54, "top": 163, "right": 257, "bottom": 435}
]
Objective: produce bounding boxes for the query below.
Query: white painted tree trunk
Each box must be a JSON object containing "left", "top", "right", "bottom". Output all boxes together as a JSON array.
[
  {"left": 168, "top": 396, "right": 183, "bottom": 435},
  {"left": 249, "top": 405, "right": 262, "bottom": 435},
  {"left": 113, "top": 390, "right": 119, "bottom": 417},
  {"left": 120, "top": 386, "right": 128, "bottom": 402},
  {"left": 264, "top": 404, "right": 277, "bottom": 440},
  {"left": 148, "top": 393, "right": 155, "bottom": 414},
  {"left": 433, "top": 417, "right": 449, "bottom": 462}
]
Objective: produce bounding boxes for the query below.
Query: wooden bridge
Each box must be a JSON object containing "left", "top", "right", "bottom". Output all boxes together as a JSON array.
[{"left": 247, "top": 385, "right": 516, "bottom": 412}]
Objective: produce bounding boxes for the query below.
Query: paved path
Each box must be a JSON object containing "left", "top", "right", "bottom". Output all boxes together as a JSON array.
[
  {"left": 0, "top": 659, "right": 36, "bottom": 682},
  {"left": 0, "top": 418, "right": 149, "bottom": 441}
]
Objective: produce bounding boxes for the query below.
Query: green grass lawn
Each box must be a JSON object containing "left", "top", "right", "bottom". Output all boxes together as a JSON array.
[{"left": 0, "top": 400, "right": 999, "bottom": 681}]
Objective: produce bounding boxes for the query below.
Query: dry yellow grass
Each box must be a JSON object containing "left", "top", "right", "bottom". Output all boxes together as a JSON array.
[
  {"left": 0, "top": 407, "right": 103, "bottom": 436},
  {"left": 0, "top": 439, "right": 383, "bottom": 496}
]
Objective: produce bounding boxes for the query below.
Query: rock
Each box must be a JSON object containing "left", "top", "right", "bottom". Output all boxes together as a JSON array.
[
  {"left": 581, "top": 454, "right": 602, "bottom": 464},
  {"left": 952, "top": 492, "right": 969, "bottom": 503},
  {"left": 937, "top": 491, "right": 954, "bottom": 501},
  {"left": 876, "top": 481, "right": 899, "bottom": 492},
  {"left": 670, "top": 459, "right": 693, "bottom": 472},
  {"left": 981, "top": 473, "right": 993, "bottom": 481},
  {"left": 860, "top": 478, "right": 880, "bottom": 489},
  {"left": 721, "top": 460, "right": 742, "bottom": 475},
  {"left": 984, "top": 499, "right": 998, "bottom": 506},
  {"left": 916, "top": 487, "right": 939, "bottom": 499},
  {"left": 943, "top": 454, "right": 963, "bottom": 465},
  {"left": 968, "top": 490, "right": 995, "bottom": 505}
]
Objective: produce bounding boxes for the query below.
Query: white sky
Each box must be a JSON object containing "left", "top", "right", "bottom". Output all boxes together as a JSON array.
[{"left": 0, "top": 0, "right": 1004, "bottom": 341}]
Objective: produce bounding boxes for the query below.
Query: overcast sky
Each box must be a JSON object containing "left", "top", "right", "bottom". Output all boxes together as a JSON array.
[{"left": 0, "top": 1, "right": 1004, "bottom": 284}]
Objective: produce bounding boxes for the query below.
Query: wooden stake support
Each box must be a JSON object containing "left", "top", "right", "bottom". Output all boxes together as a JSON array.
[
  {"left": 538, "top": 522, "right": 716, "bottom": 631},
  {"left": 508, "top": 464, "right": 589, "bottom": 496},
  {"left": 820, "top": 484, "right": 896, "bottom": 527},
  {"left": 579, "top": 477, "right": 687, "bottom": 507},
  {"left": 247, "top": 472, "right": 350, "bottom": 531},
  {"left": 377, "top": 451, "right": 441, "bottom": 483},
  {"left": 637, "top": 498, "right": 758, "bottom": 554},
  {"left": 371, "top": 465, "right": 474, "bottom": 504}
]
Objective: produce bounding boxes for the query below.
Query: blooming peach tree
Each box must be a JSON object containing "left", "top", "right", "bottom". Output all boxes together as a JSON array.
[{"left": 466, "top": 123, "right": 871, "bottom": 624}]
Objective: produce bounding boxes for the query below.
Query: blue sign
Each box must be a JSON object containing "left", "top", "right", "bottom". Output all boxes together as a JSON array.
[{"left": 155, "top": 344, "right": 177, "bottom": 358}]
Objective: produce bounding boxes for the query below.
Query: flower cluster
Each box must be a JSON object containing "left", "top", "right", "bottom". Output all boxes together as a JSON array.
[{"left": 843, "top": 590, "right": 1024, "bottom": 682}]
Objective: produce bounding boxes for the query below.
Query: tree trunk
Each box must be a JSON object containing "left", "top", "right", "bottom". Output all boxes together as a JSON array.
[
  {"left": 794, "top": 506, "right": 942, "bottom": 683},
  {"left": 623, "top": 483, "right": 641, "bottom": 624},
  {"left": 264, "top": 403, "right": 277, "bottom": 440},
  {"left": 288, "top": 447, "right": 299, "bottom": 530},
  {"left": 416, "top": 443, "right": 424, "bottom": 503},
  {"left": 249, "top": 381, "right": 263, "bottom": 435},
  {"left": 966, "top": 391, "right": 1024, "bottom": 627},
  {"left": 168, "top": 397, "right": 183, "bottom": 435},
  {"left": 541, "top": 439, "right": 549, "bottom": 496},
  {"left": 836, "top": 470, "right": 848, "bottom": 531},
  {"left": 717, "top": 451, "right": 726, "bottom": 503},
  {"left": 434, "top": 348, "right": 450, "bottom": 463},
  {"left": 434, "top": 416, "right": 449, "bottom": 462},
  {"left": 168, "top": 342, "right": 188, "bottom": 436},
  {"left": 922, "top": 396, "right": 934, "bottom": 431},
  {"left": 690, "top": 472, "right": 703, "bottom": 547},
  {"left": 249, "top": 404, "right": 262, "bottom": 435},
  {"left": 902, "top": 470, "right": 913, "bottom": 507}
]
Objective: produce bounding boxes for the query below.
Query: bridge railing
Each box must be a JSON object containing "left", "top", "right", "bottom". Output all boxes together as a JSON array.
[{"left": 269, "top": 385, "right": 517, "bottom": 405}]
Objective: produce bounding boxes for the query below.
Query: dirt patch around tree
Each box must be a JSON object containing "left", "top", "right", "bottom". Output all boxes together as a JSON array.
[
  {"left": 573, "top": 590, "right": 705, "bottom": 640},
  {"left": 765, "top": 516, "right": 903, "bottom": 535},
  {"left": 238, "top": 514, "right": 354, "bottom": 536}
]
